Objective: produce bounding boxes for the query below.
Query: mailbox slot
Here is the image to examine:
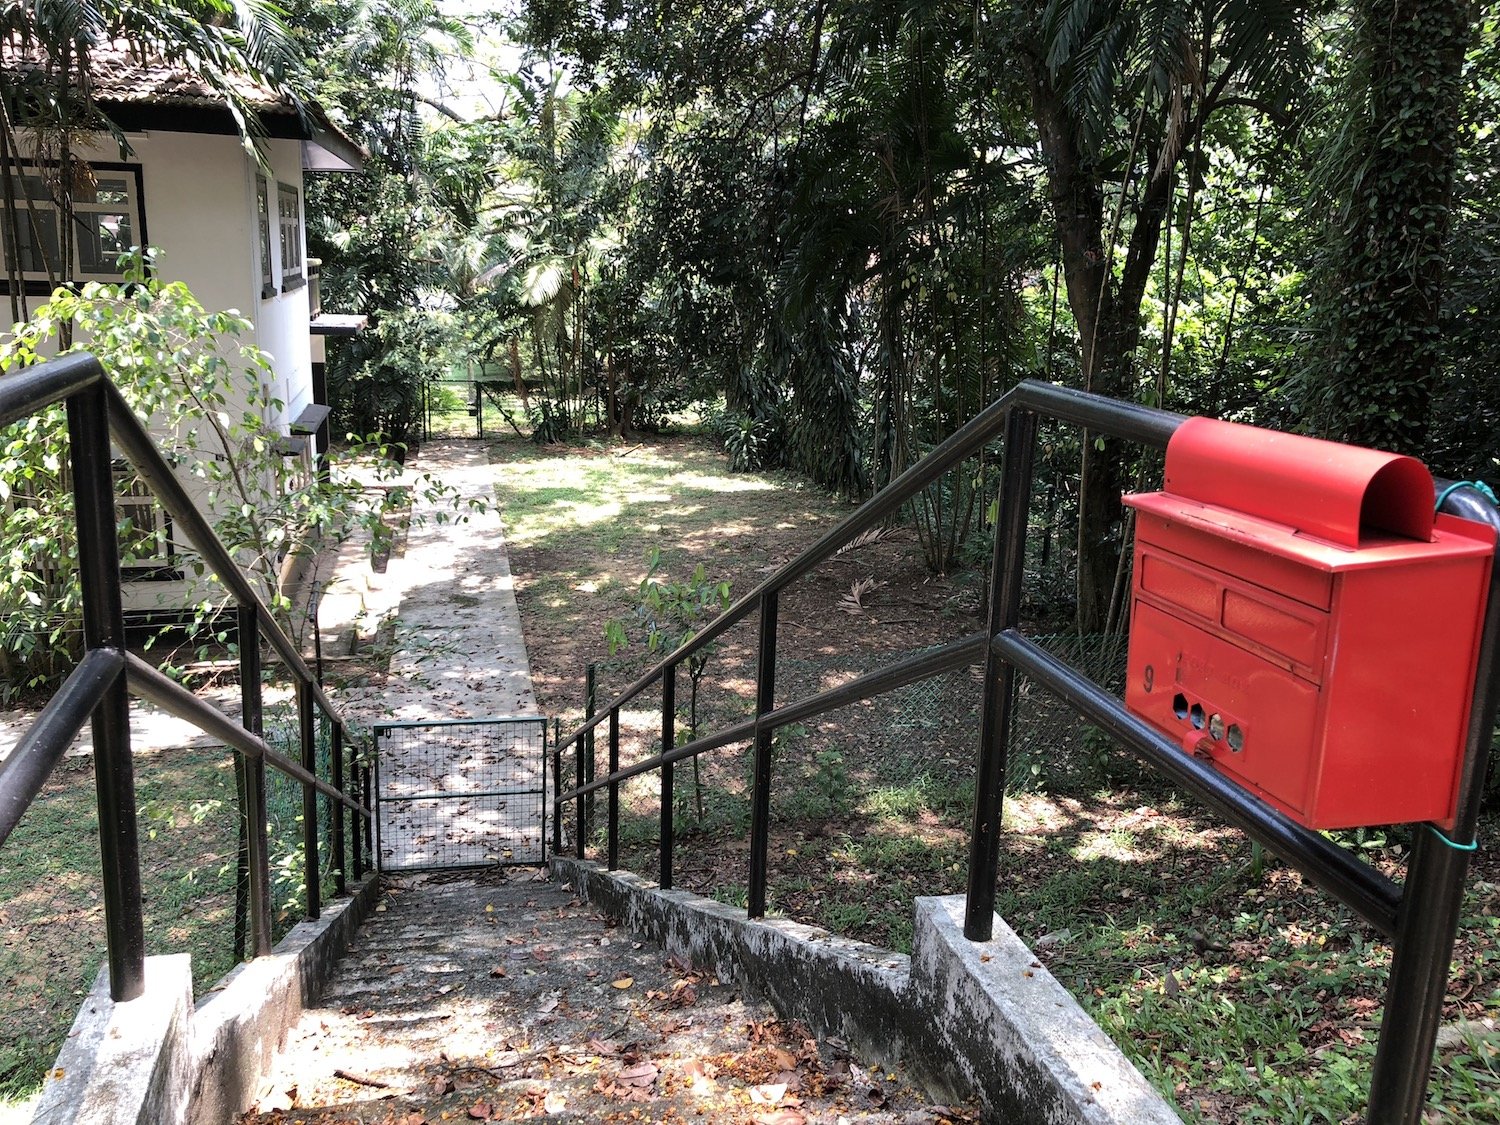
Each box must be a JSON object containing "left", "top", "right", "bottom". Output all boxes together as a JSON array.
[{"left": 1124, "top": 418, "right": 1494, "bottom": 830}]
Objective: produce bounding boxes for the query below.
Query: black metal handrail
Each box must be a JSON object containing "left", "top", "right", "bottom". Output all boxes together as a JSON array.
[
  {"left": 0, "top": 351, "right": 375, "bottom": 1004},
  {"left": 550, "top": 376, "right": 1500, "bottom": 1125}
]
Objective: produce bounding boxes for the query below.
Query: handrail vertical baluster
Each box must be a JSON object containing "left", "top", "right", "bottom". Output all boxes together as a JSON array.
[
  {"left": 575, "top": 736, "right": 587, "bottom": 860},
  {"left": 331, "top": 718, "right": 346, "bottom": 896},
  {"left": 298, "top": 682, "right": 321, "bottom": 920},
  {"left": 363, "top": 761, "right": 375, "bottom": 872},
  {"left": 68, "top": 377, "right": 146, "bottom": 1001},
  {"left": 585, "top": 663, "right": 597, "bottom": 851},
  {"left": 238, "top": 605, "right": 272, "bottom": 956},
  {"left": 607, "top": 706, "right": 620, "bottom": 870},
  {"left": 552, "top": 749, "right": 562, "bottom": 855},
  {"left": 660, "top": 662, "right": 676, "bottom": 889},
  {"left": 350, "top": 727, "right": 364, "bottom": 881},
  {"left": 748, "top": 591, "right": 778, "bottom": 919},
  {"left": 552, "top": 719, "right": 563, "bottom": 856},
  {"left": 965, "top": 407, "right": 1038, "bottom": 940}
]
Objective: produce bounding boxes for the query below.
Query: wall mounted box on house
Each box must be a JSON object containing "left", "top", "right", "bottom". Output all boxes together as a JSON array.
[{"left": 1122, "top": 419, "right": 1496, "bottom": 831}]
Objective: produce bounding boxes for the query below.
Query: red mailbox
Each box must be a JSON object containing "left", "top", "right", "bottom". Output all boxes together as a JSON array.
[{"left": 1122, "top": 418, "right": 1495, "bottom": 830}]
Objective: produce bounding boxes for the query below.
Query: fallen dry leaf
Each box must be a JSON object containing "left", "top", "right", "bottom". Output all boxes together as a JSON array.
[
  {"left": 612, "top": 976, "right": 634, "bottom": 989},
  {"left": 752, "top": 1111, "right": 806, "bottom": 1125},
  {"left": 749, "top": 1082, "right": 789, "bottom": 1105},
  {"left": 467, "top": 1103, "right": 491, "bottom": 1120},
  {"left": 617, "top": 1061, "right": 659, "bottom": 1087}
]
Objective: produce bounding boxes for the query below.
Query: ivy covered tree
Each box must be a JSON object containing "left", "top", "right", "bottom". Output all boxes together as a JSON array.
[{"left": 1297, "top": 0, "right": 1473, "bottom": 456}]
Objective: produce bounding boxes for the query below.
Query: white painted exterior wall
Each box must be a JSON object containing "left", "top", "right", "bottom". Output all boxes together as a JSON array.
[
  {"left": 60, "top": 131, "right": 318, "bottom": 617},
  {"left": 123, "top": 130, "right": 313, "bottom": 428}
]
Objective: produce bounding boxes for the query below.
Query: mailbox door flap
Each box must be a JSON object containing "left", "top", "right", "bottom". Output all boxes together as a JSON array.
[
  {"left": 1135, "top": 542, "right": 1329, "bottom": 679},
  {"left": 1130, "top": 498, "right": 1335, "bottom": 609}
]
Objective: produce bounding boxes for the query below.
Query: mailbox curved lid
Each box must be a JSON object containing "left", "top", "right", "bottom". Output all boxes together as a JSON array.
[{"left": 1162, "top": 417, "right": 1434, "bottom": 549}]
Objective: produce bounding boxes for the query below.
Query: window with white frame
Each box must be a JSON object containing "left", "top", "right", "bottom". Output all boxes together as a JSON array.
[
  {"left": 0, "top": 164, "right": 144, "bottom": 287},
  {"left": 256, "top": 174, "right": 275, "bottom": 297},
  {"left": 277, "top": 181, "right": 302, "bottom": 287},
  {"left": 114, "top": 463, "right": 177, "bottom": 577}
]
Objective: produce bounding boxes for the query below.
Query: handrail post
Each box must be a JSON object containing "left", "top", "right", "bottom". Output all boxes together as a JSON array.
[
  {"left": 350, "top": 727, "right": 364, "bottom": 881},
  {"left": 237, "top": 605, "right": 272, "bottom": 957},
  {"left": 68, "top": 378, "right": 146, "bottom": 1001},
  {"left": 660, "top": 662, "right": 676, "bottom": 889},
  {"left": 331, "top": 717, "right": 346, "bottom": 896},
  {"left": 607, "top": 706, "right": 620, "bottom": 870},
  {"left": 965, "top": 406, "right": 1037, "bottom": 940},
  {"left": 539, "top": 719, "right": 549, "bottom": 862},
  {"left": 551, "top": 720, "right": 563, "bottom": 856},
  {"left": 574, "top": 732, "right": 587, "bottom": 859},
  {"left": 363, "top": 762, "right": 375, "bottom": 872},
  {"left": 298, "top": 682, "right": 321, "bottom": 920},
  {"left": 748, "top": 591, "right": 778, "bottom": 919},
  {"left": 585, "top": 663, "right": 597, "bottom": 849}
]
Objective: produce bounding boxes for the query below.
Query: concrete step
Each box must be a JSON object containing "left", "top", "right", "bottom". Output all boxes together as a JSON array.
[{"left": 240, "top": 870, "right": 976, "bottom": 1124}]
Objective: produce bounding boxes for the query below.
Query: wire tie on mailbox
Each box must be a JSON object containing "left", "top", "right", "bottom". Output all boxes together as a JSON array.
[
  {"left": 1425, "top": 824, "right": 1479, "bottom": 852},
  {"left": 1435, "top": 480, "right": 1498, "bottom": 512}
]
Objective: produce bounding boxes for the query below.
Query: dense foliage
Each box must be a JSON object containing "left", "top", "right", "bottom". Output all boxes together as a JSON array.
[
  {"left": 6, "top": 0, "right": 1480, "bottom": 627},
  {"left": 289, "top": 0, "right": 1499, "bottom": 624}
]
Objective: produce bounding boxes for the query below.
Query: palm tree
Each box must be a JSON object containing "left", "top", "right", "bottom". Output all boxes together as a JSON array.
[{"left": 1007, "top": 0, "right": 1314, "bottom": 631}]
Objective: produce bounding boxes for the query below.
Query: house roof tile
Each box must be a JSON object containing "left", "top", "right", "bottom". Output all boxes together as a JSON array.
[{"left": 0, "top": 40, "right": 364, "bottom": 169}]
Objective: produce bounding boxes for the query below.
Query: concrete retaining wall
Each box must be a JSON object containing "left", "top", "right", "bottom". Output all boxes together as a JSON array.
[
  {"left": 30, "top": 874, "right": 378, "bottom": 1125},
  {"left": 552, "top": 857, "right": 1181, "bottom": 1125}
]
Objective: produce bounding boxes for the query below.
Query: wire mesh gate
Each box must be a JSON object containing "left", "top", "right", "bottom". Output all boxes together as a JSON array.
[{"left": 373, "top": 717, "right": 549, "bottom": 871}]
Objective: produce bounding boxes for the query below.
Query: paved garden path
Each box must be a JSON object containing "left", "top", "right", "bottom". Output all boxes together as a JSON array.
[
  {"left": 329, "top": 439, "right": 538, "bottom": 726},
  {"left": 326, "top": 439, "right": 546, "bottom": 872}
]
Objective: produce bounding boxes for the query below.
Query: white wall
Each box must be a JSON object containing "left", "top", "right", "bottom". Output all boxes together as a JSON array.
[
  {"left": 124, "top": 132, "right": 313, "bottom": 430},
  {"left": 73, "top": 131, "right": 317, "bottom": 617}
]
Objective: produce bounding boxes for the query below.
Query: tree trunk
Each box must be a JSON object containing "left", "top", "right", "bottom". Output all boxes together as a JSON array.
[
  {"left": 1024, "top": 48, "right": 1178, "bottom": 633},
  {"left": 1300, "top": 0, "right": 1471, "bottom": 455}
]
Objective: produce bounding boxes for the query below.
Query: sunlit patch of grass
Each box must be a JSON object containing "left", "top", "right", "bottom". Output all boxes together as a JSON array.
[{"left": 0, "top": 746, "right": 241, "bottom": 1102}]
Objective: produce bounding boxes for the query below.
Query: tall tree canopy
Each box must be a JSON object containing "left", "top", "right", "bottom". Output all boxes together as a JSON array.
[{"left": 289, "top": 0, "right": 1497, "bottom": 624}]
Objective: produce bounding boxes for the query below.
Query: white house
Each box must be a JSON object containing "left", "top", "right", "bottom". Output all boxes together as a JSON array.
[{"left": 0, "top": 47, "right": 365, "bottom": 622}]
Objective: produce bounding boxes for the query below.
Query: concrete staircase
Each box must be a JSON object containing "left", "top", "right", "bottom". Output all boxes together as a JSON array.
[{"left": 240, "top": 870, "right": 973, "bottom": 1124}]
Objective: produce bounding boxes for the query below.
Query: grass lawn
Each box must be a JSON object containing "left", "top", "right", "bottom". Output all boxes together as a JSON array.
[
  {"left": 0, "top": 695, "right": 341, "bottom": 1111},
  {"left": 493, "top": 425, "right": 1500, "bottom": 1125},
  {"left": 0, "top": 744, "right": 238, "bottom": 1106}
]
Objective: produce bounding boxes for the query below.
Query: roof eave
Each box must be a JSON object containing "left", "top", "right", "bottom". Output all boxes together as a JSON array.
[{"left": 94, "top": 99, "right": 366, "bottom": 172}]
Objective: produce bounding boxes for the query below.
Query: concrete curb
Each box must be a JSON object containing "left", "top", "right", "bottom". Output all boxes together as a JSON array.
[
  {"left": 30, "top": 874, "right": 379, "bottom": 1125},
  {"left": 31, "top": 955, "right": 194, "bottom": 1125},
  {"left": 551, "top": 857, "right": 1181, "bottom": 1125}
]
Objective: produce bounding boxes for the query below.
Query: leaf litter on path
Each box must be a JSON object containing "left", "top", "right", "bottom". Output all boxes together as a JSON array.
[{"left": 238, "top": 869, "right": 979, "bottom": 1125}]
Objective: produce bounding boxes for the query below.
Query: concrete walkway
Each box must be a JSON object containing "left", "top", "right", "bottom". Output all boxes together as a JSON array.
[
  {"left": 333, "top": 441, "right": 538, "bottom": 727},
  {"left": 331, "top": 440, "right": 547, "bottom": 872}
]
